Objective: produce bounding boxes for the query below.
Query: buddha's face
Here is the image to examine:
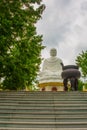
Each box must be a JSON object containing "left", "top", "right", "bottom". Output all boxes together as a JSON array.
[{"left": 50, "top": 48, "right": 57, "bottom": 57}]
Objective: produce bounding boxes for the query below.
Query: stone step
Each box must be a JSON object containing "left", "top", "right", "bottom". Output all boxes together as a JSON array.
[
  {"left": 0, "top": 97, "right": 87, "bottom": 100},
  {"left": 0, "top": 111, "right": 87, "bottom": 115},
  {"left": 0, "top": 93, "right": 87, "bottom": 96},
  {"left": 0, "top": 91, "right": 87, "bottom": 129},
  {"left": 0, "top": 115, "right": 87, "bottom": 118},
  {"left": 0, "top": 91, "right": 86, "bottom": 94},
  {"left": 0, "top": 117, "right": 87, "bottom": 122},
  {"left": 0, "top": 106, "right": 87, "bottom": 111},
  {"left": 1, "top": 97, "right": 87, "bottom": 100},
  {"left": 0, "top": 102, "right": 87, "bottom": 106},
  {"left": 0, "top": 91, "right": 86, "bottom": 96},
  {"left": 0, "top": 102, "right": 87, "bottom": 108},
  {"left": 0, "top": 98, "right": 86, "bottom": 101},
  {"left": 0, "top": 113, "right": 87, "bottom": 119},
  {"left": 0, "top": 121, "right": 87, "bottom": 128},
  {"left": 0, "top": 128, "right": 87, "bottom": 130}
]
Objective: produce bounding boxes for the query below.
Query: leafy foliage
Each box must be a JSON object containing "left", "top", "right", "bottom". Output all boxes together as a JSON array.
[
  {"left": 0, "top": 0, "right": 45, "bottom": 90},
  {"left": 76, "top": 51, "right": 87, "bottom": 77},
  {"left": 78, "top": 80, "right": 83, "bottom": 91}
]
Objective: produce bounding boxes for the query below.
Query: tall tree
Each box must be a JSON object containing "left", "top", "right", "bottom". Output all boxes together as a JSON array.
[
  {"left": 76, "top": 50, "right": 87, "bottom": 77},
  {"left": 0, "top": 0, "right": 45, "bottom": 90}
]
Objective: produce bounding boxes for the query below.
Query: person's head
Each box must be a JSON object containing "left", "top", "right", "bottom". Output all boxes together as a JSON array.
[{"left": 50, "top": 48, "right": 57, "bottom": 57}]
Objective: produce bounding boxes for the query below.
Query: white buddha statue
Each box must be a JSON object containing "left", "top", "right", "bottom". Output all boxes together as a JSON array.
[{"left": 38, "top": 48, "right": 63, "bottom": 84}]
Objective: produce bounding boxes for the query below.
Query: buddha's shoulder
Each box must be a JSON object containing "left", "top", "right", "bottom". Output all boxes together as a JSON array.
[{"left": 44, "top": 57, "right": 62, "bottom": 63}]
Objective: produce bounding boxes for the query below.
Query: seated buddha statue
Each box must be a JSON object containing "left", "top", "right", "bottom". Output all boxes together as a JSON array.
[{"left": 38, "top": 48, "right": 63, "bottom": 84}]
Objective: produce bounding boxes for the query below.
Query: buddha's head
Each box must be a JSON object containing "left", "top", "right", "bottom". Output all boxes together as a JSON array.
[{"left": 50, "top": 48, "right": 57, "bottom": 57}]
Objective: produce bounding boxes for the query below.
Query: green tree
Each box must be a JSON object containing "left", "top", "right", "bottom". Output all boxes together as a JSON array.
[
  {"left": 0, "top": 0, "right": 45, "bottom": 90},
  {"left": 76, "top": 50, "right": 87, "bottom": 77},
  {"left": 78, "top": 80, "right": 83, "bottom": 91}
]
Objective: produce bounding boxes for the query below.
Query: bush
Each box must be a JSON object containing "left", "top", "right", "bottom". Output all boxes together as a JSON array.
[{"left": 78, "top": 80, "right": 83, "bottom": 91}]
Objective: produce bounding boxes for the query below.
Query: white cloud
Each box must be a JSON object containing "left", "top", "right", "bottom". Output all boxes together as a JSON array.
[{"left": 37, "top": 0, "right": 87, "bottom": 65}]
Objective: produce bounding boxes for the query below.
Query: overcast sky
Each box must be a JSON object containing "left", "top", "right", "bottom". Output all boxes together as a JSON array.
[{"left": 37, "top": 0, "right": 87, "bottom": 65}]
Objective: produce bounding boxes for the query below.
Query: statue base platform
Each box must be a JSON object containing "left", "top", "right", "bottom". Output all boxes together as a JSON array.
[{"left": 38, "top": 81, "right": 64, "bottom": 91}]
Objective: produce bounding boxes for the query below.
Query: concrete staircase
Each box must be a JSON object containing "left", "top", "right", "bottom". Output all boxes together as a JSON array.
[{"left": 0, "top": 91, "right": 87, "bottom": 130}]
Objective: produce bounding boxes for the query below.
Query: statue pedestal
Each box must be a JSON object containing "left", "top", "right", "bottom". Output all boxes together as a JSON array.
[
  {"left": 38, "top": 77, "right": 64, "bottom": 91},
  {"left": 38, "top": 69, "right": 64, "bottom": 91}
]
